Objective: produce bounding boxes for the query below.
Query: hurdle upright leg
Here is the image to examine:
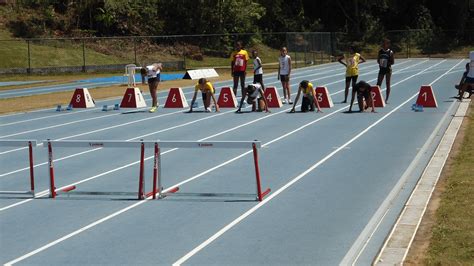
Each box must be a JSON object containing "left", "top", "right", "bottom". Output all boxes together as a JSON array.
[
  {"left": 252, "top": 142, "right": 270, "bottom": 201},
  {"left": 28, "top": 141, "right": 35, "bottom": 195},
  {"left": 138, "top": 142, "right": 145, "bottom": 200},
  {"left": 47, "top": 141, "right": 56, "bottom": 198}
]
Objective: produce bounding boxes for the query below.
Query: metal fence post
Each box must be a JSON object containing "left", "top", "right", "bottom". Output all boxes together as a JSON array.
[
  {"left": 27, "top": 39, "right": 31, "bottom": 74},
  {"left": 133, "top": 37, "right": 137, "bottom": 65},
  {"left": 82, "top": 39, "right": 86, "bottom": 72}
]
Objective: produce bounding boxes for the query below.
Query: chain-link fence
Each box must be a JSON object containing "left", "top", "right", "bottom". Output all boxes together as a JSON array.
[{"left": 0, "top": 30, "right": 472, "bottom": 74}]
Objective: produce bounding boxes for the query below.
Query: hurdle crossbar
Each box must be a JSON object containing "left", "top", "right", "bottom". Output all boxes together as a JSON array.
[
  {"left": 43, "top": 139, "right": 158, "bottom": 200},
  {"left": 0, "top": 140, "right": 36, "bottom": 197},
  {"left": 153, "top": 140, "right": 270, "bottom": 201}
]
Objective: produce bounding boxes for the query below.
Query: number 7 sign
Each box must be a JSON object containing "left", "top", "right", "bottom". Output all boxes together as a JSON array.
[{"left": 416, "top": 85, "right": 438, "bottom": 107}]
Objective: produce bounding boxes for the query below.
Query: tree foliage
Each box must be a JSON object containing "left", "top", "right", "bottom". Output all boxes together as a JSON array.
[{"left": 2, "top": 0, "right": 472, "bottom": 44}]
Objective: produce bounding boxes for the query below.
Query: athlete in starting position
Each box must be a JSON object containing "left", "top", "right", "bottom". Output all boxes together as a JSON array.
[
  {"left": 236, "top": 83, "right": 269, "bottom": 113},
  {"left": 189, "top": 78, "right": 220, "bottom": 113},
  {"left": 290, "top": 80, "right": 322, "bottom": 113},
  {"left": 348, "top": 80, "right": 375, "bottom": 113}
]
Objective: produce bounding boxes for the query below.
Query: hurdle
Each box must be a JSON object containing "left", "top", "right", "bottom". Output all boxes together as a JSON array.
[
  {"left": 152, "top": 140, "right": 271, "bottom": 201},
  {"left": 0, "top": 140, "right": 36, "bottom": 197},
  {"left": 44, "top": 139, "right": 159, "bottom": 200}
]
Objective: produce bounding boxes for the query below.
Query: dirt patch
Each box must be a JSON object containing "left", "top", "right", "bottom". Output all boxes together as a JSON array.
[{"left": 404, "top": 101, "right": 472, "bottom": 265}]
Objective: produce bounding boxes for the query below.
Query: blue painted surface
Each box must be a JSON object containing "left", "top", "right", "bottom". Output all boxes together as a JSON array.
[{"left": 0, "top": 59, "right": 466, "bottom": 265}]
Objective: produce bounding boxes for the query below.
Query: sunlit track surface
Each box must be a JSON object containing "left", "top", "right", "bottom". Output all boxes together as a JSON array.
[{"left": 0, "top": 59, "right": 466, "bottom": 265}]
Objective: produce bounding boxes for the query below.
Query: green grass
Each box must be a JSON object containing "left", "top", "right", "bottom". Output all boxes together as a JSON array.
[{"left": 426, "top": 105, "right": 474, "bottom": 264}]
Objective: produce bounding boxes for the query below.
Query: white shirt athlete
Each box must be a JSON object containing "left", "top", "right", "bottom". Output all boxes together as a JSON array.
[
  {"left": 468, "top": 51, "right": 474, "bottom": 78},
  {"left": 253, "top": 57, "right": 263, "bottom": 75},
  {"left": 279, "top": 55, "right": 291, "bottom": 75},
  {"left": 146, "top": 63, "right": 161, "bottom": 78}
]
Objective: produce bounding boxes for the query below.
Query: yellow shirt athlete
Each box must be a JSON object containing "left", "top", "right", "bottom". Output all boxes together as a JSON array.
[
  {"left": 290, "top": 80, "right": 321, "bottom": 113},
  {"left": 338, "top": 46, "right": 366, "bottom": 103},
  {"left": 189, "top": 78, "right": 219, "bottom": 113}
]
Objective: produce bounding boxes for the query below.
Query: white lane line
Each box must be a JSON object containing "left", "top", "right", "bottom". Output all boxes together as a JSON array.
[
  {"left": 0, "top": 60, "right": 426, "bottom": 214},
  {"left": 0, "top": 63, "right": 380, "bottom": 158},
  {"left": 341, "top": 58, "right": 465, "bottom": 266},
  {"left": 172, "top": 59, "right": 452, "bottom": 266},
  {"left": 0, "top": 62, "right": 343, "bottom": 122},
  {"left": 0, "top": 63, "right": 352, "bottom": 139},
  {"left": 0, "top": 61, "right": 413, "bottom": 179},
  {"left": 2, "top": 61, "right": 435, "bottom": 265}
]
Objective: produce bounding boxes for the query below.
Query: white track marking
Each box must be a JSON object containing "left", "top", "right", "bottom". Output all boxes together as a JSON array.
[
  {"left": 3, "top": 61, "right": 438, "bottom": 265},
  {"left": 172, "top": 60, "right": 452, "bottom": 266},
  {"left": 341, "top": 59, "right": 464, "bottom": 266},
  {"left": 0, "top": 60, "right": 426, "bottom": 214}
]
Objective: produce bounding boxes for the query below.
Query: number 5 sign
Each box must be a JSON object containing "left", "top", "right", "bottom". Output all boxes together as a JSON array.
[
  {"left": 69, "top": 88, "right": 95, "bottom": 108},
  {"left": 416, "top": 85, "right": 438, "bottom": 107},
  {"left": 217, "top": 87, "right": 237, "bottom": 108}
]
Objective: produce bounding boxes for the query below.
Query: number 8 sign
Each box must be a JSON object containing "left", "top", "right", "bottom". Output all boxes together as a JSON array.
[{"left": 69, "top": 88, "right": 95, "bottom": 108}]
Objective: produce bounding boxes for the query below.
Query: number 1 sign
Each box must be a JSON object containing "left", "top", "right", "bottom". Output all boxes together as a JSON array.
[{"left": 416, "top": 85, "right": 438, "bottom": 107}]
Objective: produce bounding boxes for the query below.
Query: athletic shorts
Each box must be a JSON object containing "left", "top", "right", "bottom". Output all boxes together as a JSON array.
[
  {"left": 301, "top": 96, "right": 315, "bottom": 112},
  {"left": 378, "top": 67, "right": 392, "bottom": 76},
  {"left": 465, "top": 76, "right": 474, "bottom": 83},
  {"left": 233, "top": 71, "right": 246, "bottom": 77},
  {"left": 201, "top": 92, "right": 208, "bottom": 102},
  {"left": 254, "top": 74, "right": 263, "bottom": 85},
  {"left": 148, "top": 74, "right": 161, "bottom": 82},
  {"left": 345, "top": 75, "right": 358, "bottom": 83},
  {"left": 280, "top": 75, "right": 290, "bottom": 82}
]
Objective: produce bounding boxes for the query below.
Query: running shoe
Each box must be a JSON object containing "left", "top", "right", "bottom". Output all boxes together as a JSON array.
[
  {"left": 149, "top": 106, "right": 157, "bottom": 113},
  {"left": 288, "top": 99, "right": 293, "bottom": 104},
  {"left": 282, "top": 99, "right": 287, "bottom": 104}
]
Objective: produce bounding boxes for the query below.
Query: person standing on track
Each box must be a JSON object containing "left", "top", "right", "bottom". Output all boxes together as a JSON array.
[
  {"left": 252, "top": 50, "right": 264, "bottom": 89},
  {"left": 236, "top": 83, "right": 269, "bottom": 113},
  {"left": 230, "top": 41, "right": 249, "bottom": 97},
  {"left": 290, "top": 80, "right": 321, "bottom": 113},
  {"left": 376, "top": 39, "right": 395, "bottom": 103},
  {"left": 278, "top": 47, "right": 293, "bottom": 104},
  {"left": 348, "top": 80, "right": 375, "bottom": 113},
  {"left": 458, "top": 51, "right": 474, "bottom": 102},
  {"left": 189, "top": 78, "right": 220, "bottom": 113},
  {"left": 338, "top": 45, "right": 366, "bottom": 103},
  {"left": 146, "top": 63, "right": 162, "bottom": 113}
]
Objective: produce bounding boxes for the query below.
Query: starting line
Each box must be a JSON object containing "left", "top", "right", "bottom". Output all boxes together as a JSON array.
[{"left": 42, "top": 140, "right": 270, "bottom": 201}]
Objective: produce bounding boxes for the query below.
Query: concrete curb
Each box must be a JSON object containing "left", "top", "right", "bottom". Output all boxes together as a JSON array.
[{"left": 374, "top": 99, "right": 471, "bottom": 265}]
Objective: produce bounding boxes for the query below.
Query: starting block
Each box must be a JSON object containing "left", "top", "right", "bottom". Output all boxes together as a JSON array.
[
  {"left": 102, "top": 104, "right": 120, "bottom": 111},
  {"left": 217, "top": 87, "right": 237, "bottom": 108},
  {"left": 264, "top": 87, "right": 283, "bottom": 108},
  {"left": 416, "top": 85, "right": 437, "bottom": 107},
  {"left": 56, "top": 104, "right": 73, "bottom": 112},
  {"left": 370, "top": 86, "right": 386, "bottom": 107},
  {"left": 315, "top": 86, "right": 334, "bottom": 108},
  {"left": 411, "top": 103, "right": 424, "bottom": 112}
]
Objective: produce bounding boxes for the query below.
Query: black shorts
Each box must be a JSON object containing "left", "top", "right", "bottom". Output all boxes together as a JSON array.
[
  {"left": 148, "top": 74, "right": 161, "bottom": 82},
  {"left": 280, "top": 75, "right": 290, "bottom": 82},
  {"left": 357, "top": 90, "right": 370, "bottom": 101},
  {"left": 233, "top": 71, "right": 246, "bottom": 77},
  {"left": 345, "top": 76, "right": 358, "bottom": 83},
  {"left": 301, "top": 96, "right": 315, "bottom": 112},
  {"left": 254, "top": 74, "right": 263, "bottom": 85},
  {"left": 201, "top": 92, "right": 210, "bottom": 102},
  {"left": 378, "top": 67, "right": 392, "bottom": 76}
]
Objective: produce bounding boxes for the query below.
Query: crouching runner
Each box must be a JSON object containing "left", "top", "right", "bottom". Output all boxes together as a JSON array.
[
  {"left": 189, "top": 78, "right": 220, "bottom": 113},
  {"left": 290, "top": 80, "right": 322, "bottom": 113},
  {"left": 236, "top": 83, "right": 269, "bottom": 113},
  {"left": 348, "top": 80, "right": 375, "bottom": 113}
]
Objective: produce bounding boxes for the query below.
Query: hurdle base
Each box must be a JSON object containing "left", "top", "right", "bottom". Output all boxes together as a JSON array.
[
  {"left": 260, "top": 188, "right": 271, "bottom": 201},
  {"left": 0, "top": 190, "right": 35, "bottom": 197}
]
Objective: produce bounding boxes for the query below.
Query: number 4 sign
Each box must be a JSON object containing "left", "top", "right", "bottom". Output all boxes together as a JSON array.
[
  {"left": 69, "top": 88, "right": 95, "bottom": 108},
  {"left": 416, "top": 85, "right": 437, "bottom": 107},
  {"left": 264, "top": 87, "right": 283, "bottom": 108}
]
